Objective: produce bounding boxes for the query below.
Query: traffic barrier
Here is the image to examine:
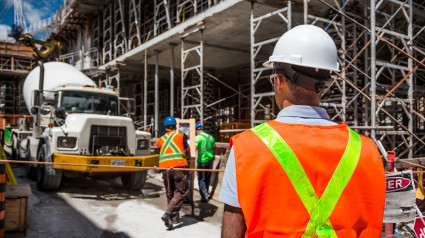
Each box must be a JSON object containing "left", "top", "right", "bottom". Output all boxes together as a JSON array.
[{"left": 0, "top": 164, "right": 5, "bottom": 238}]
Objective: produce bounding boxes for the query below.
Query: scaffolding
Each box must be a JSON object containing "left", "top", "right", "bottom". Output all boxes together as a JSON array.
[
  {"left": 180, "top": 26, "right": 204, "bottom": 126},
  {"left": 49, "top": 0, "right": 425, "bottom": 160}
]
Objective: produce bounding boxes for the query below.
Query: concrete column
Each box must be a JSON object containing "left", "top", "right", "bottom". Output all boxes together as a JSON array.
[
  {"left": 155, "top": 51, "right": 159, "bottom": 138},
  {"left": 170, "top": 44, "right": 175, "bottom": 116},
  {"left": 144, "top": 50, "right": 148, "bottom": 129}
]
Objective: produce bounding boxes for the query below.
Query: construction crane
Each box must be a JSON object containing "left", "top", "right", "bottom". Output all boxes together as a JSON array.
[
  {"left": 6, "top": 0, "right": 61, "bottom": 59},
  {"left": 7, "top": 0, "right": 55, "bottom": 41},
  {"left": 14, "top": 0, "right": 26, "bottom": 32},
  {"left": 8, "top": 0, "right": 26, "bottom": 40},
  {"left": 17, "top": 34, "right": 62, "bottom": 59}
]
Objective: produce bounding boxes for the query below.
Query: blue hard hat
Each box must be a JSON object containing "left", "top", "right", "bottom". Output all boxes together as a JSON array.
[
  {"left": 164, "top": 116, "right": 177, "bottom": 126},
  {"left": 196, "top": 124, "right": 203, "bottom": 129}
]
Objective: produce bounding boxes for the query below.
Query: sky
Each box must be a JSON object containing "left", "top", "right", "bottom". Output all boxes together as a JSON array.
[{"left": 0, "top": 0, "right": 61, "bottom": 41}]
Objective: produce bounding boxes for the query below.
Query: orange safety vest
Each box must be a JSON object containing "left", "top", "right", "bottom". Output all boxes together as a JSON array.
[
  {"left": 156, "top": 131, "right": 188, "bottom": 168},
  {"left": 232, "top": 121, "right": 386, "bottom": 238}
]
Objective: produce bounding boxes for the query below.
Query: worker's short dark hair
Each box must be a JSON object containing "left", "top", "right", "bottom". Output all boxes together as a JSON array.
[
  {"left": 273, "top": 64, "right": 330, "bottom": 81},
  {"left": 165, "top": 125, "right": 176, "bottom": 130},
  {"left": 273, "top": 64, "right": 331, "bottom": 93}
]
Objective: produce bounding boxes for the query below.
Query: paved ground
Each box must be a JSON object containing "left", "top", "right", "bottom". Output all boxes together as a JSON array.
[{"left": 8, "top": 162, "right": 223, "bottom": 238}]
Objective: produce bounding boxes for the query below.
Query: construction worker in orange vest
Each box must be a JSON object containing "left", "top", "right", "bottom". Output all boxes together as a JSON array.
[
  {"left": 156, "top": 116, "right": 190, "bottom": 230},
  {"left": 219, "top": 25, "right": 386, "bottom": 237}
]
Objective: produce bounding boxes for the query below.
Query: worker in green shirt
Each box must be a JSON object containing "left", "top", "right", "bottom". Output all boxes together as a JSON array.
[{"left": 195, "top": 124, "right": 216, "bottom": 202}]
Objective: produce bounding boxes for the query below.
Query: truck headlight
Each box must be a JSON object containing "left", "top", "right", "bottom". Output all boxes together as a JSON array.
[
  {"left": 57, "top": 136, "right": 77, "bottom": 148},
  {"left": 137, "top": 139, "right": 149, "bottom": 150}
]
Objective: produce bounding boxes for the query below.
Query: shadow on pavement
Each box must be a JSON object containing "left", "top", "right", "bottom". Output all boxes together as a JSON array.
[
  {"left": 99, "top": 230, "right": 131, "bottom": 238},
  {"left": 170, "top": 201, "right": 219, "bottom": 230},
  {"left": 59, "top": 176, "right": 145, "bottom": 201}
]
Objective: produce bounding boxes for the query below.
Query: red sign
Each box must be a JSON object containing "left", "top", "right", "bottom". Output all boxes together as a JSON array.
[
  {"left": 414, "top": 217, "right": 425, "bottom": 238},
  {"left": 386, "top": 177, "right": 411, "bottom": 192}
]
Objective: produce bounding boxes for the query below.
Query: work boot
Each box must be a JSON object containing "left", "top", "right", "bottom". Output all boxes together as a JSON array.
[
  {"left": 161, "top": 213, "right": 173, "bottom": 230},
  {"left": 172, "top": 214, "right": 180, "bottom": 224},
  {"left": 200, "top": 197, "right": 208, "bottom": 203}
]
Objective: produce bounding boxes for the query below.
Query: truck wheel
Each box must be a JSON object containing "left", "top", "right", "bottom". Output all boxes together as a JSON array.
[
  {"left": 36, "top": 144, "right": 62, "bottom": 191},
  {"left": 121, "top": 170, "right": 147, "bottom": 191},
  {"left": 11, "top": 134, "right": 19, "bottom": 160}
]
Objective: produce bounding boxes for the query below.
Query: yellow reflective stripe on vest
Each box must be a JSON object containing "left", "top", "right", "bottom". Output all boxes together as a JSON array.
[
  {"left": 251, "top": 123, "right": 361, "bottom": 238},
  {"left": 159, "top": 132, "right": 185, "bottom": 161},
  {"left": 199, "top": 133, "right": 213, "bottom": 152}
]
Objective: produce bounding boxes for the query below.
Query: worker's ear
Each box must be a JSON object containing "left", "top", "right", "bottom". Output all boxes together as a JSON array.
[{"left": 276, "top": 74, "right": 285, "bottom": 92}]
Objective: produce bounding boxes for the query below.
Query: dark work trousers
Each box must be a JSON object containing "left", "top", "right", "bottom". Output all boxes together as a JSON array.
[
  {"left": 197, "top": 160, "right": 214, "bottom": 199},
  {"left": 162, "top": 169, "right": 188, "bottom": 219}
]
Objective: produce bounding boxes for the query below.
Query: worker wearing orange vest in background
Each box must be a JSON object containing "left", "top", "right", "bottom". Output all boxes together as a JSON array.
[
  {"left": 219, "top": 25, "right": 386, "bottom": 238},
  {"left": 156, "top": 116, "right": 190, "bottom": 230}
]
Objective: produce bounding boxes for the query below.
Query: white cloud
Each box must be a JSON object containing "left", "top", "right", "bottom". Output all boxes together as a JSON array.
[
  {"left": 0, "top": 24, "right": 13, "bottom": 41},
  {"left": 23, "top": 2, "right": 45, "bottom": 26}
]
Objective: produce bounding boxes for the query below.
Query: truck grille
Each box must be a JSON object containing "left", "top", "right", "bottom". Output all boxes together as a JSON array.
[{"left": 89, "top": 125, "right": 127, "bottom": 154}]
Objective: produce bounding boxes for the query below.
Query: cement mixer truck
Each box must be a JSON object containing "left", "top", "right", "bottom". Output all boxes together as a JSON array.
[{"left": 11, "top": 62, "right": 157, "bottom": 191}]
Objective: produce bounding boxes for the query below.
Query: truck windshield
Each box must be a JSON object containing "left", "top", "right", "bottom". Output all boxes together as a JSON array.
[{"left": 60, "top": 91, "right": 118, "bottom": 116}]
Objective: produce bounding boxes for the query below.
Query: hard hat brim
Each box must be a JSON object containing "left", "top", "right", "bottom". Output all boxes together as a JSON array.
[{"left": 263, "top": 60, "right": 340, "bottom": 72}]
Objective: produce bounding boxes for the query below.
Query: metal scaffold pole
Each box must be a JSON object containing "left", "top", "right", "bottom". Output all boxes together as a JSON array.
[
  {"left": 180, "top": 23, "right": 205, "bottom": 124},
  {"left": 408, "top": 0, "right": 413, "bottom": 158},
  {"left": 250, "top": 1, "right": 291, "bottom": 126},
  {"left": 370, "top": 0, "right": 377, "bottom": 138}
]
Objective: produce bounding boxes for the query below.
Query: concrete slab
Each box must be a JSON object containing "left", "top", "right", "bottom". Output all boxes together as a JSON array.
[{"left": 9, "top": 163, "right": 223, "bottom": 238}]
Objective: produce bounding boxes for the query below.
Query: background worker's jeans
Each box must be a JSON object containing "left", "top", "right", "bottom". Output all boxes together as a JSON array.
[
  {"left": 197, "top": 160, "right": 214, "bottom": 199},
  {"left": 162, "top": 169, "right": 188, "bottom": 219}
]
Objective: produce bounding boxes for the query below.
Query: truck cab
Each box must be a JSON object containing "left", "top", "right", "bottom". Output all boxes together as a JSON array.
[{"left": 11, "top": 62, "right": 157, "bottom": 191}]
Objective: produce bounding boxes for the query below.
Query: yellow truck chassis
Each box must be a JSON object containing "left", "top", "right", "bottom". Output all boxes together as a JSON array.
[{"left": 53, "top": 153, "right": 159, "bottom": 172}]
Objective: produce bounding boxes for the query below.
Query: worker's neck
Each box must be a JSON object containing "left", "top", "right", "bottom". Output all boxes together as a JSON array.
[{"left": 280, "top": 100, "right": 320, "bottom": 110}]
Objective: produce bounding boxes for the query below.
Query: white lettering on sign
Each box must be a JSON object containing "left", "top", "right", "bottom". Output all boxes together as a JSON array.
[
  {"left": 387, "top": 179, "right": 403, "bottom": 189},
  {"left": 396, "top": 179, "right": 402, "bottom": 188},
  {"left": 388, "top": 180, "right": 395, "bottom": 189},
  {"left": 420, "top": 228, "right": 425, "bottom": 238},
  {"left": 386, "top": 177, "right": 411, "bottom": 192},
  {"left": 414, "top": 217, "right": 425, "bottom": 238}
]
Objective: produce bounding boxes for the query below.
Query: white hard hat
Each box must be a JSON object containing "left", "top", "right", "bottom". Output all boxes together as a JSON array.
[{"left": 264, "top": 25, "right": 339, "bottom": 72}]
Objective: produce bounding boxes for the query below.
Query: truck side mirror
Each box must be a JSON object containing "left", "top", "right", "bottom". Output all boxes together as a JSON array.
[
  {"left": 55, "top": 108, "right": 66, "bottom": 119},
  {"left": 30, "top": 106, "right": 38, "bottom": 115}
]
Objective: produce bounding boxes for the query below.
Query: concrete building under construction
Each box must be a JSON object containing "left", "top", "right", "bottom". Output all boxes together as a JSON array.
[{"left": 37, "top": 0, "right": 425, "bottom": 161}]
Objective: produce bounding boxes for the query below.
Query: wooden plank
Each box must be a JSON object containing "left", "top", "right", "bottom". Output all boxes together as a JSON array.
[
  {"left": 6, "top": 199, "right": 22, "bottom": 208},
  {"left": 19, "top": 199, "right": 26, "bottom": 231},
  {"left": 5, "top": 198, "right": 27, "bottom": 232},
  {"left": 395, "top": 157, "right": 425, "bottom": 169},
  {"left": 6, "top": 184, "right": 32, "bottom": 198}
]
